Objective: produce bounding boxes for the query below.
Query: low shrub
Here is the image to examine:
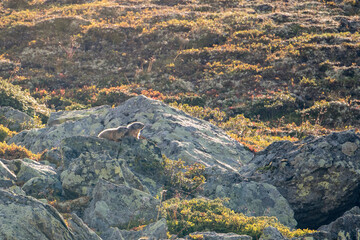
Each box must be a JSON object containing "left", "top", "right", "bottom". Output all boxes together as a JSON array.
[
  {"left": 162, "top": 198, "right": 315, "bottom": 238},
  {"left": 299, "top": 100, "right": 360, "bottom": 128},
  {"left": 93, "top": 87, "right": 135, "bottom": 106},
  {"left": 0, "top": 125, "right": 16, "bottom": 142},
  {"left": 170, "top": 102, "right": 226, "bottom": 124},
  {"left": 0, "top": 142, "right": 40, "bottom": 160},
  {"left": 241, "top": 91, "right": 298, "bottom": 121}
]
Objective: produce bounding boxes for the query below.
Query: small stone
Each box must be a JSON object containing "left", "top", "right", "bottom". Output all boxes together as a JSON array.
[{"left": 342, "top": 142, "right": 358, "bottom": 156}]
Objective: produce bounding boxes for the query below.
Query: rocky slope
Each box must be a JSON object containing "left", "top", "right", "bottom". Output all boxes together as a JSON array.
[
  {"left": 1, "top": 0, "right": 360, "bottom": 239},
  {"left": 1, "top": 96, "right": 360, "bottom": 239}
]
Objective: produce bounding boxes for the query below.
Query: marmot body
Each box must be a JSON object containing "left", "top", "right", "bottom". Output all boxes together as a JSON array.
[{"left": 98, "top": 122, "right": 145, "bottom": 142}]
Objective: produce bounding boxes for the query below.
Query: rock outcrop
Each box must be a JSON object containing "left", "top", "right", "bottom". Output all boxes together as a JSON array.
[
  {"left": 9, "top": 95, "right": 253, "bottom": 170},
  {"left": 2, "top": 157, "right": 62, "bottom": 198},
  {"left": 56, "top": 116, "right": 295, "bottom": 229},
  {"left": 4, "top": 96, "right": 298, "bottom": 239},
  {"left": 15, "top": 158, "right": 58, "bottom": 183},
  {"left": 19, "top": 158, "right": 62, "bottom": 197},
  {"left": 241, "top": 130, "right": 360, "bottom": 228}
]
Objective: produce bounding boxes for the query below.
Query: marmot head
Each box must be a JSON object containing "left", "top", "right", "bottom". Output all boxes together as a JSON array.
[
  {"left": 127, "top": 122, "right": 145, "bottom": 139},
  {"left": 127, "top": 122, "right": 145, "bottom": 130}
]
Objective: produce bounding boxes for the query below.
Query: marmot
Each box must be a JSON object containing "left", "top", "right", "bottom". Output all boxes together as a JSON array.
[{"left": 97, "top": 122, "right": 145, "bottom": 142}]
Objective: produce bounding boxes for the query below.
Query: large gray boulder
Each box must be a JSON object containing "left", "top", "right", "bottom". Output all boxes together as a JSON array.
[
  {"left": 15, "top": 158, "right": 58, "bottom": 183},
  {"left": 83, "top": 180, "right": 160, "bottom": 232},
  {"left": 203, "top": 166, "right": 297, "bottom": 228},
  {"left": 0, "top": 189, "right": 75, "bottom": 240},
  {"left": 10, "top": 95, "right": 253, "bottom": 170},
  {"left": 2, "top": 158, "right": 63, "bottom": 198},
  {"left": 8, "top": 158, "right": 62, "bottom": 198},
  {"left": 241, "top": 130, "right": 360, "bottom": 229},
  {"left": 60, "top": 136, "right": 163, "bottom": 198}
]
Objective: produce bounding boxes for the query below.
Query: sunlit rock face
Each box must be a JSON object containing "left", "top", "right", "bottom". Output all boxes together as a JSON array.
[{"left": 10, "top": 95, "right": 253, "bottom": 170}]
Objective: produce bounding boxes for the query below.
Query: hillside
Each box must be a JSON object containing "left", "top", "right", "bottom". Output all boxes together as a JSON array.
[
  {"left": 1, "top": 0, "right": 360, "bottom": 150},
  {"left": 1, "top": 0, "right": 360, "bottom": 239}
]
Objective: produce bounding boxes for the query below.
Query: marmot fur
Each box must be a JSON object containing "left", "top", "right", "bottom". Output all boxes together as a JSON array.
[{"left": 97, "top": 122, "right": 145, "bottom": 142}]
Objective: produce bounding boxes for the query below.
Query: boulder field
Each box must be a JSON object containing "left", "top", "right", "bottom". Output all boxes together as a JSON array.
[{"left": 1, "top": 95, "right": 360, "bottom": 239}]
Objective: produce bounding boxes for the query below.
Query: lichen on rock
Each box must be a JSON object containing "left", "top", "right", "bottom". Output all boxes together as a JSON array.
[
  {"left": 242, "top": 130, "right": 360, "bottom": 229},
  {"left": 0, "top": 189, "right": 74, "bottom": 240},
  {"left": 10, "top": 95, "right": 253, "bottom": 170},
  {"left": 83, "top": 179, "right": 160, "bottom": 232}
]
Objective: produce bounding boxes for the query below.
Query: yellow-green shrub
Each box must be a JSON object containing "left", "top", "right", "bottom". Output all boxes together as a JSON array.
[
  {"left": 170, "top": 102, "right": 226, "bottom": 124},
  {"left": 0, "top": 142, "right": 40, "bottom": 160},
  {"left": 0, "top": 125, "right": 16, "bottom": 142},
  {"left": 162, "top": 198, "right": 315, "bottom": 238}
]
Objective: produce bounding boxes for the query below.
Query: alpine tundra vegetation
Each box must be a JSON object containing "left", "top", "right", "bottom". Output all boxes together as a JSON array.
[{"left": 1, "top": 0, "right": 360, "bottom": 239}]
